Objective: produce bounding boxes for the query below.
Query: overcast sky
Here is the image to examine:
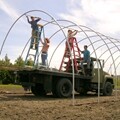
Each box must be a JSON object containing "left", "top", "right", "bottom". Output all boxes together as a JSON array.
[
  {"left": 1, "top": 0, "right": 120, "bottom": 35},
  {"left": 0, "top": 0, "right": 120, "bottom": 72}
]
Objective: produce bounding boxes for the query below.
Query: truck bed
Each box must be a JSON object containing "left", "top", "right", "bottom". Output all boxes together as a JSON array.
[{"left": 16, "top": 67, "right": 92, "bottom": 79}]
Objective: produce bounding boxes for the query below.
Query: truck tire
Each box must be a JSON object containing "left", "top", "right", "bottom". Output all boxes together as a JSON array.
[
  {"left": 31, "top": 84, "right": 46, "bottom": 96},
  {"left": 56, "top": 78, "right": 72, "bottom": 98},
  {"left": 103, "top": 82, "right": 113, "bottom": 96}
]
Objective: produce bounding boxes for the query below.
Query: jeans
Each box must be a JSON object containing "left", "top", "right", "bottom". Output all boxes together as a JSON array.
[
  {"left": 81, "top": 59, "right": 90, "bottom": 69},
  {"left": 31, "top": 30, "right": 39, "bottom": 48},
  {"left": 41, "top": 53, "right": 48, "bottom": 66}
]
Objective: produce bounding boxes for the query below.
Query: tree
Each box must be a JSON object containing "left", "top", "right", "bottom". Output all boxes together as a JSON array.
[
  {"left": 0, "top": 59, "right": 5, "bottom": 66},
  {"left": 14, "top": 56, "right": 24, "bottom": 67},
  {"left": 0, "top": 54, "right": 12, "bottom": 66},
  {"left": 0, "top": 70, "right": 14, "bottom": 84},
  {"left": 26, "top": 57, "right": 34, "bottom": 66}
]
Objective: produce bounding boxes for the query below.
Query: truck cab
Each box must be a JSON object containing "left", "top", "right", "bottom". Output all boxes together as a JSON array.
[{"left": 78, "top": 57, "right": 114, "bottom": 96}]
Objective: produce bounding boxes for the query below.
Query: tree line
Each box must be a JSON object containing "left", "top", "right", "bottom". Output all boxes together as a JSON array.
[{"left": 0, "top": 54, "right": 33, "bottom": 84}]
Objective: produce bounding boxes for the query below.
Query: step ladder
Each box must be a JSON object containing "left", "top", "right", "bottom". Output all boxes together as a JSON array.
[
  {"left": 59, "top": 37, "right": 81, "bottom": 73},
  {"left": 24, "top": 27, "right": 43, "bottom": 67}
]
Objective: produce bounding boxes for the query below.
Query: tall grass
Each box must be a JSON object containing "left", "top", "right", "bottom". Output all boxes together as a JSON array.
[{"left": 114, "top": 77, "right": 120, "bottom": 88}]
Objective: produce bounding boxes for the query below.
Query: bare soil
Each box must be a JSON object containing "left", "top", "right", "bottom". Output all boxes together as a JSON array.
[{"left": 0, "top": 87, "right": 120, "bottom": 120}]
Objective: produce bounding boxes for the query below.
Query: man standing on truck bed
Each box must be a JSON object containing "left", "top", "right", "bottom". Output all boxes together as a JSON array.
[
  {"left": 80, "top": 45, "right": 90, "bottom": 70},
  {"left": 41, "top": 38, "right": 50, "bottom": 66}
]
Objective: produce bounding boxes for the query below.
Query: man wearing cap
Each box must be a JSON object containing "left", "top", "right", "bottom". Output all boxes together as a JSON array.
[{"left": 80, "top": 45, "right": 90, "bottom": 70}]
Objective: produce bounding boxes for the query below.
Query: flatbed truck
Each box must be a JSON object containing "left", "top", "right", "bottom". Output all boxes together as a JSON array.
[{"left": 16, "top": 57, "right": 114, "bottom": 98}]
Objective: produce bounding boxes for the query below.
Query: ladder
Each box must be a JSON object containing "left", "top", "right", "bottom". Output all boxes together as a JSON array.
[
  {"left": 24, "top": 27, "right": 43, "bottom": 67},
  {"left": 59, "top": 37, "right": 81, "bottom": 73}
]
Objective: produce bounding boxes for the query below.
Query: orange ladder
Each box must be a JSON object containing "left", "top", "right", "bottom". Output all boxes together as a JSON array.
[{"left": 59, "top": 37, "right": 81, "bottom": 73}]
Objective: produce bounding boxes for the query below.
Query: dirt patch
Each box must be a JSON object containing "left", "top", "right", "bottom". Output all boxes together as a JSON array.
[{"left": 0, "top": 87, "right": 120, "bottom": 120}]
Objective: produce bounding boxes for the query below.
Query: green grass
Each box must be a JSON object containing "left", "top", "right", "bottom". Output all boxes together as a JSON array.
[
  {"left": 114, "top": 78, "right": 120, "bottom": 88},
  {"left": 0, "top": 84, "right": 22, "bottom": 89}
]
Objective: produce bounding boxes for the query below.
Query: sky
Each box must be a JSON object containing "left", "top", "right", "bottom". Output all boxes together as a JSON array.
[{"left": 0, "top": 0, "right": 120, "bottom": 74}]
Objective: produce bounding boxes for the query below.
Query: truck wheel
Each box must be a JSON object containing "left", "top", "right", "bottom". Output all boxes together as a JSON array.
[
  {"left": 56, "top": 78, "right": 72, "bottom": 98},
  {"left": 103, "top": 82, "right": 113, "bottom": 96},
  {"left": 31, "top": 84, "right": 46, "bottom": 96}
]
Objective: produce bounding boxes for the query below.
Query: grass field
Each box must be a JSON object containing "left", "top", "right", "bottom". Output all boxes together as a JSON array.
[
  {"left": 0, "top": 84, "right": 23, "bottom": 92},
  {"left": 0, "top": 84, "right": 21, "bottom": 88},
  {"left": 114, "top": 77, "right": 120, "bottom": 88}
]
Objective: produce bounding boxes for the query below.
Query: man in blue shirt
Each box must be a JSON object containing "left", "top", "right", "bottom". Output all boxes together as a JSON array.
[
  {"left": 26, "top": 16, "right": 41, "bottom": 49},
  {"left": 80, "top": 45, "right": 90, "bottom": 69}
]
